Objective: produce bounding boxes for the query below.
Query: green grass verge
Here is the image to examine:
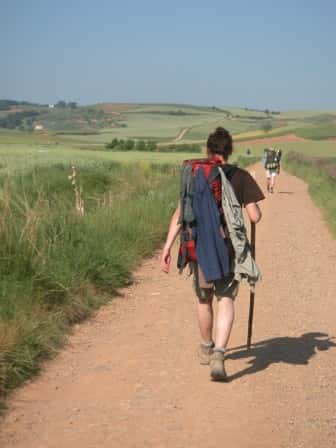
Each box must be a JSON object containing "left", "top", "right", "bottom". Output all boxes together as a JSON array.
[
  {"left": 284, "top": 152, "right": 336, "bottom": 235},
  {"left": 0, "top": 161, "right": 179, "bottom": 408}
]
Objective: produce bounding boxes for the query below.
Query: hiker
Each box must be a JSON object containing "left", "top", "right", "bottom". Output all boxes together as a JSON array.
[
  {"left": 276, "top": 148, "right": 282, "bottom": 174},
  {"left": 262, "top": 147, "right": 281, "bottom": 193},
  {"left": 160, "top": 127, "right": 264, "bottom": 381}
]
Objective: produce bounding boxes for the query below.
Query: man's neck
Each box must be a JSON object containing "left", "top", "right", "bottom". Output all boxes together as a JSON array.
[{"left": 209, "top": 154, "right": 226, "bottom": 164}]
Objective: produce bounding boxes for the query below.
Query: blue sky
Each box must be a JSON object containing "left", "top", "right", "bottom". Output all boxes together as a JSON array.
[{"left": 1, "top": 0, "right": 335, "bottom": 109}]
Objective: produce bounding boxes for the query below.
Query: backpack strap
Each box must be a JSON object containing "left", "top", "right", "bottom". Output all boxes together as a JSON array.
[
  {"left": 221, "top": 164, "right": 238, "bottom": 181},
  {"left": 208, "top": 163, "right": 238, "bottom": 184}
]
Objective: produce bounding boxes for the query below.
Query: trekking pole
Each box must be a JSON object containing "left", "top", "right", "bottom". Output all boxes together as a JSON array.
[{"left": 247, "top": 222, "right": 256, "bottom": 350}]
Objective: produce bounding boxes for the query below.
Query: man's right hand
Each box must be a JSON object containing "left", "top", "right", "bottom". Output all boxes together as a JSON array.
[{"left": 160, "top": 247, "right": 171, "bottom": 273}]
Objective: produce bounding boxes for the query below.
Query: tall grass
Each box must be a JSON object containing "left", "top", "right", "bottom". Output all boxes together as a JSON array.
[
  {"left": 284, "top": 152, "right": 336, "bottom": 235},
  {"left": 0, "top": 161, "right": 178, "bottom": 406}
]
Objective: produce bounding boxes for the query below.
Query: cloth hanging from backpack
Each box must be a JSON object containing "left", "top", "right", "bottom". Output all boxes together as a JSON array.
[
  {"left": 191, "top": 166, "right": 230, "bottom": 282},
  {"left": 218, "top": 167, "right": 261, "bottom": 284},
  {"left": 179, "top": 163, "right": 195, "bottom": 225}
]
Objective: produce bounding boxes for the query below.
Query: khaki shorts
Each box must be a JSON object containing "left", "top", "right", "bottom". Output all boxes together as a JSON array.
[
  {"left": 192, "top": 263, "right": 239, "bottom": 301},
  {"left": 266, "top": 169, "right": 278, "bottom": 178}
]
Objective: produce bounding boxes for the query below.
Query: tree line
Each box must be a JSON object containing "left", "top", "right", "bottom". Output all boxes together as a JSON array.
[
  {"left": 105, "top": 138, "right": 158, "bottom": 151},
  {"left": 105, "top": 138, "right": 201, "bottom": 153},
  {"left": 0, "top": 110, "right": 40, "bottom": 130}
]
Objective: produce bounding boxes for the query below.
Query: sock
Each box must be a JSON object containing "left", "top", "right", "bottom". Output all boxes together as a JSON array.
[
  {"left": 201, "top": 340, "right": 215, "bottom": 348},
  {"left": 213, "top": 347, "right": 226, "bottom": 353}
]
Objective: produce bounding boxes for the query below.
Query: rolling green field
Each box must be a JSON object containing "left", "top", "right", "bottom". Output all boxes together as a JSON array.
[
  {"left": 1, "top": 102, "right": 336, "bottom": 148},
  {"left": 1, "top": 132, "right": 334, "bottom": 177}
]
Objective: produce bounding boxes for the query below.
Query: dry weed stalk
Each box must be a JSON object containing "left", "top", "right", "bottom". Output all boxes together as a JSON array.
[{"left": 68, "top": 166, "right": 84, "bottom": 216}]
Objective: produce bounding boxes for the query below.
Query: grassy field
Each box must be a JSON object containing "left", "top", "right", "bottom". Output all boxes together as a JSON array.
[
  {"left": 1, "top": 103, "right": 336, "bottom": 148},
  {"left": 284, "top": 153, "right": 336, "bottom": 235},
  {"left": 291, "top": 124, "right": 336, "bottom": 140},
  {"left": 1, "top": 135, "right": 335, "bottom": 179}
]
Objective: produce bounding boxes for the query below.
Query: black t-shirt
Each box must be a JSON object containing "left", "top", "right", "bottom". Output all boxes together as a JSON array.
[{"left": 229, "top": 167, "right": 265, "bottom": 207}]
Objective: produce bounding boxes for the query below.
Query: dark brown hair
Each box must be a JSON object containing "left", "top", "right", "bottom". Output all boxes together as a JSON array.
[{"left": 206, "top": 127, "right": 233, "bottom": 160}]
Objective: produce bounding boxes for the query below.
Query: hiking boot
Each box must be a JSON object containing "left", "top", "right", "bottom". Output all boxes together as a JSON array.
[
  {"left": 197, "top": 343, "right": 214, "bottom": 365},
  {"left": 210, "top": 351, "right": 228, "bottom": 381}
]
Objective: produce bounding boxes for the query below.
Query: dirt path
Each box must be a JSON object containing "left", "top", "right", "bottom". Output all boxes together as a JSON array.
[
  {"left": 238, "top": 133, "right": 307, "bottom": 145},
  {"left": 175, "top": 127, "right": 189, "bottom": 141},
  {"left": 1, "top": 164, "right": 336, "bottom": 448}
]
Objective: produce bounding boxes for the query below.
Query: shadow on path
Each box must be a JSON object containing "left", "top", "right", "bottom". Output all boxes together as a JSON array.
[{"left": 226, "top": 332, "right": 335, "bottom": 382}]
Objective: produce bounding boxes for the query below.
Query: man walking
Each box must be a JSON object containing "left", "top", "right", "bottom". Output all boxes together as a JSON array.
[
  {"left": 160, "top": 127, "right": 264, "bottom": 381},
  {"left": 262, "top": 147, "right": 281, "bottom": 193}
]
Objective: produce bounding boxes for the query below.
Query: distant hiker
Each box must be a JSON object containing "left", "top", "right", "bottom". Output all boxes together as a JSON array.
[
  {"left": 276, "top": 148, "right": 282, "bottom": 173},
  {"left": 262, "top": 147, "right": 281, "bottom": 193},
  {"left": 246, "top": 148, "right": 251, "bottom": 155},
  {"left": 160, "top": 127, "right": 264, "bottom": 381}
]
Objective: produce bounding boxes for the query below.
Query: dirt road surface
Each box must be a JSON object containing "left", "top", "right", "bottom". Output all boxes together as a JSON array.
[
  {"left": 175, "top": 128, "right": 189, "bottom": 141},
  {"left": 238, "top": 133, "right": 307, "bottom": 146},
  {"left": 1, "top": 164, "right": 336, "bottom": 448}
]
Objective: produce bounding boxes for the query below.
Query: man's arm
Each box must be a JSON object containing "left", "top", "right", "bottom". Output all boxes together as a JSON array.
[
  {"left": 160, "top": 205, "right": 182, "bottom": 273},
  {"left": 245, "top": 202, "right": 262, "bottom": 223}
]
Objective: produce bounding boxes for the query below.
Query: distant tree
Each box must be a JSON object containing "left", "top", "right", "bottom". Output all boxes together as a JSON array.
[
  {"left": 110, "top": 138, "right": 119, "bottom": 148},
  {"left": 56, "top": 100, "right": 67, "bottom": 108},
  {"left": 262, "top": 121, "right": 273, "bottom": 133},
  {"left": 68, "top": 102, "right": 77, "bottom": 109},
  {"left": 105, "top": 138, "right": 119, "bottom": 149},
  {"left": 146, "top": 141, "right": 157, "bottom": 151},
  {"left": 125, "top": 139, "right": 135, "bottom": 150},
  {"left": 136, "top": 140, "right": 146, "bottom": 151},
  {"left": 118, "top": 139, "right": 125, "bottom": 149}
]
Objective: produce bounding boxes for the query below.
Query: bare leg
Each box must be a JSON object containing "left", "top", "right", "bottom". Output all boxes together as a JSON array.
[
  {"left": 196, "top": 297, "right": 214, "bottom": 343},
  {"left": 214, "top": 297, "right": 235, "bottom": 349},
  {"left": 270, "top": 175, "right": 275, "bottom": 189},
  {"left": 266, "top": 176, "right": 271, "bottom": 191}
]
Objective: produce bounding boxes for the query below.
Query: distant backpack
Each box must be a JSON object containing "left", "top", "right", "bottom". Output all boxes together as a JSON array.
[
  {"left": 177, "top": 158, "right": 237, "bottom": 269},
  {"left": 264, "top": 149, "right": 279, "bottom": 170}
]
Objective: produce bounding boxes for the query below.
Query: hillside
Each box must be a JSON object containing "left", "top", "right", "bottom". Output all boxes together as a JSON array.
[{"left": 1, "top": 101, "right": 336, "bottom": 150}]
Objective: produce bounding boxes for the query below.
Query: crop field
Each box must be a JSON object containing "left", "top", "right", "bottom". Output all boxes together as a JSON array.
[
  {"left": 2, "top": 102, "right": 336, "bottom": 149},
  {"left": 291, "top": 124, "right": 336, "bottom": 140}
]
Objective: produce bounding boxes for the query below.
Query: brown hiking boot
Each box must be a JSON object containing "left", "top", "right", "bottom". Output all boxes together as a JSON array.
[
  {"left": 210, "top": 351, "right": 228, "bottom": 381},
  {"left": 197, "top": 343, "right": 214, "bottom": 365}
]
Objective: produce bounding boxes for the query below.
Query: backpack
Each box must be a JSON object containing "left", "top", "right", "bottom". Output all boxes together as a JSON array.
[
  {"left": 177, "top": 158, "right": 237, "bottom": 270},
  {"left": 264, "top": 149, "right": 279, "bottom": 170}
]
